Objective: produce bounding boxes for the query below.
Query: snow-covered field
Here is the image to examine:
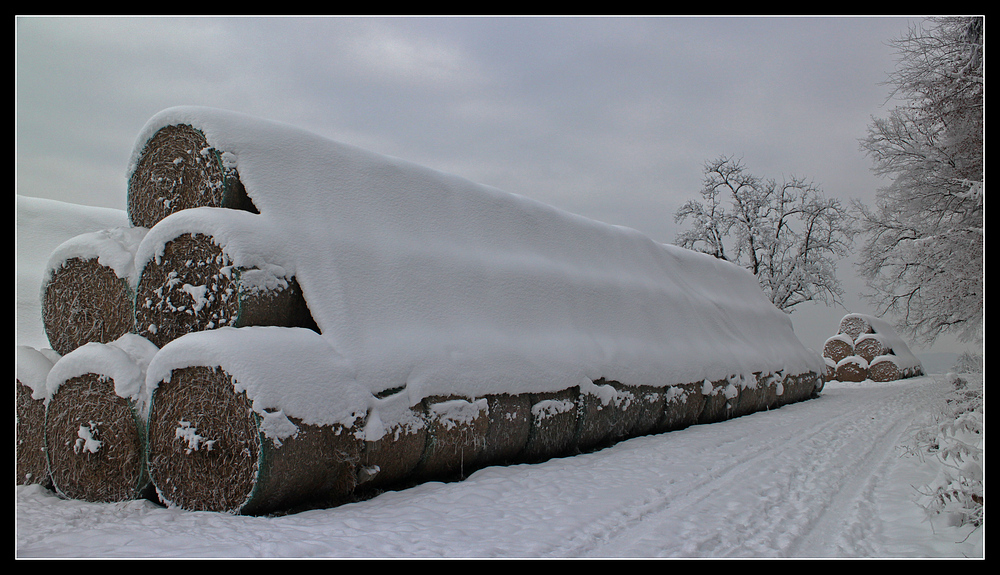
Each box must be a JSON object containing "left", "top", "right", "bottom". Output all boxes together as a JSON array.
[{"left": 15, "top": 194, "right": 983, "bottom": 559}]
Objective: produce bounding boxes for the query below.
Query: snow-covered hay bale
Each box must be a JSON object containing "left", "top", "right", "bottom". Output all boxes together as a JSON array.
[
  {"left": 823, "top": 357, "right": 837, "bottom": 382},
  {"left": 41, "top": 228, "right": 146, "bottom": 356},
  {"left": 144, "top": 328, "right": 370, "bottom": 515},
  {"left": 625, "top": 384, "right": 667, "bottom": 438},
  {"left": 133, "top": 209, "right": 316, "bottom": 349},
  {"left": 698, "top": 378, "right": 741, "bottom": 424},
  {"left": 835, "top": 356, "right": 869, "bottom": 383},
  {"left": 16, "top": 346, "right": 59, "bottom": 487},
  {"left": 777, "top": 371, "right": 822, "bottom": 403},
  {"left": 412, "top": 395, "right": 490, "bottom": 480},
  {"left": 356, "top": 392, "right": 427, "bottom": 491},
  {"left": 43, "top": 335, "right": 158, "bottom": 503},
  {"left": 127, "top": 123, "right": 257, "bottom": 228},
  {"left": 838, "top": 314, "right": 874, "bottom": 342},
  {"left": 822, "top": 334, "right": 854, "bottom": 364},
  {"left": 854, "top": 334, "right": 889, "bottom": 363},
  {"left": 658, "top": 382, "right": 705, "bottom": 432},
  {"left": 867, "top": 356, "right": 903, "bottom": 382},
  {"left": 520, "top": 389, "right": 579, "bottom": 462},
  {"left": 576, "top": 379, "right": 627, "bottom": 450},
  {"left": 479, "top": 393, "right": 533, "bottom": 465}
]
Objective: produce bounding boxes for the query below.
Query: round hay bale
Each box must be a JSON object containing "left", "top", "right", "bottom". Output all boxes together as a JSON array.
[
  {"left": 823, "top": 357, "right": 837, "bottom": 382},
  {"left": 45, "top": 372, "right": 149, "bottom": 502},
  {"left": 838, "top": 314, "right": 874, "bottom": 342},
  {"left": 16, "top": 346, "right": 58, "bottom": 488},
  {"left": 519, "top": 388, "right": 579, "bottom": 462},
  {"left": 575, "top": 380, "right": 622, "bottom": 451},
  {"left": 854, "top": 334, "right": 889, "bottom": 363},
  {"left": 128, "top": 123, "right": 257, "bottom": 228},
  {"left": 146, "top": 365, "right": 362, "bottom": 515},
  {"left": 478, "top": 393, "right": 533, "bottom": 465},
  {"left": 356, "top": 393, "right": 428, "bottom": 491},
  {"left": 43, "top": 336, "right": 158, "bottom": 503},
  {"left": 730, "top": 373, "right": 768, "bottom": 417},
  {"left": 624, "top": 384, "right": 666, "bottom": 438},
  {"left": 42, "top": 257, "right": 135, "bottom": 356},
  {"left": 657, "top": 382, "right": 705, "bottom": 432},
  {"left": 698, "top": 378, "right": 739, "bottom": 424},
  {"left": 411, "top": 395, "right": 490, "bottom": 481},
  {"left": 835, "top": 356, "right": 869, "bottom": 383},
  {"left": 604, "top": 381, "right": 643, "bottom": 443},
  {"left": 868, "top": 356, "right": 902, "bottom": 382},
  {"left": 134, "top": 232, "right": 315, "bottom": 348},
  {"left": 777, "top": 371, "right": 822, "bottom": 403},
  {"left": 822, "top": 335, "right": 854, "bottom": 364}
]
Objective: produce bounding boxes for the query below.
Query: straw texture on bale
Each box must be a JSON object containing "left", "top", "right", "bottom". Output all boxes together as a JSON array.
[
  {"left": 698, "top": 378, "right": 740, "bottom": 424},
  {"left": 128, "top": 124, "right": 257, "bottom": 229},
  {"left": 146, "top": 365, "right": 361, "bottom": 515},
  {"left": 625, "top": 384, "right": 667, "bottom": 438},
  {"left": 44, "top": 373, "right": 149, "bottom": 503},
  {"left": 658, "top": 382, "right": 706, "bottom": 432},
  {"left": 854, "top": 334, "right": 889, "bottom": 363},
  {"left": 838, "top": 314, "right": 874, "bottom": 342},
  {"left": 412, "top": 396, "right": 490, "bottom": 480},
  {"left": 519, "top": 388, "right": 579, "bottom": 462},
  {"left": 835, "top": 357, "right": 869, "bottom": 383},
  {"left": 356, "top": 401, "right": 427, "bottom": 491},
  {"left": 16, "top": 379, "right": 49, "bottom": 487},
  {"left": 42, "top": 257, "right": 135, "bottom": 356},
  {"left": 16, "top": 346, "right": 58, "bottom": 488},
  {"left": 868, "top": 357, "right": 904, "bottom": 382},
  {"left": 134, "top": 232, "right": 316, "bottom": 348},
  {"left": 479, "top": 393, "right": 533, "bottom": 465},
  {"left": 822, "top": 335, "right": 854, "bottom": 364}
]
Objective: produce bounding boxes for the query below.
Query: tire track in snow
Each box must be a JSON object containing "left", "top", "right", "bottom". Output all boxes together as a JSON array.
[{"left": 556, "top": 380, "right": 943, "bottom": 557}]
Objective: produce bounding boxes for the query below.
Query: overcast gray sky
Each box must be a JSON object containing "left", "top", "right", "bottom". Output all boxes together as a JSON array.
[{"left": 15, "top": 15, "right": 970, "bottom": 356}]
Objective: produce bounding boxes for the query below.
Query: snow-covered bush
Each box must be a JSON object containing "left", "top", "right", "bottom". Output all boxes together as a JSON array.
[{"left": 908, "top": 373, "right": 983, "bottom": 530}]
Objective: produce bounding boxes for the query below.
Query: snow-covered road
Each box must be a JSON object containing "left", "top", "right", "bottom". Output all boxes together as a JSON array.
[{"left": 15, "top": 375, "right": 982, "bottom": 558}]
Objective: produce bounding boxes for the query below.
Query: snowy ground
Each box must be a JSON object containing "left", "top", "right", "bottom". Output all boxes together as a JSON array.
[{"left": 15, "top": 375, "right": 983, "bottom": 558}]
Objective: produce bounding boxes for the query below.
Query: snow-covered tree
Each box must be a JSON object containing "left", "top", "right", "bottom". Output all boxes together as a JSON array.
[
  {"left": 675, "top": 155, "right": 857, "bottom": 313},
  {"left": 856, "top": 17, "right": 984, "bottom": 346}
]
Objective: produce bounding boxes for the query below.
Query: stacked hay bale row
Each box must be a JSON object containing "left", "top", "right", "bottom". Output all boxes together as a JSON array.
[
  {"left": 21, "top": 106, "right": 826, "bottom": 515},
  {"left": 143, "top": 327, "right": 821, "bottom": 515},
  {"left": 822, "top": 313, "right": 924, "bottom": 383}
]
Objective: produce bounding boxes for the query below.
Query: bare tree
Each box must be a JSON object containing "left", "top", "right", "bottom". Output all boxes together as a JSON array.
[
  {"left": 856, "top": 17, "right": 983, "bottom": 346},
  {"left": 675, "top": 155, "right": 857, "bottom": 313}
]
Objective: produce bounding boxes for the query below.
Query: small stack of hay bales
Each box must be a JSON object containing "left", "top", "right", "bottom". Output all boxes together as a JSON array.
[{"left": 822, "top": 313, "right": 924, "bottom": 383}]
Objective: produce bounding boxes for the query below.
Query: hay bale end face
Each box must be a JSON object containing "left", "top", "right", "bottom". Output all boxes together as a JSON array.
[
  {"left": 868, "top": 357, "right": 903, "bottom": 382},
  {"left": 128, "top": 124, "right": 257, "bottom": 229},
  {"left": 835, "top": 356, "right": 869, "bottom": 383},
  {"left": 838, "top": 314, "right": 874, "bottom": 342},
  {"left": 134, "top": 232, "right": 315, "bottom": 348},
  {"left": 44, "top": 373, "right": 149, "bottom": 503},
  {"left": 146, "top": 365, "right": 362, "bottom": 515},
  {"left": 822, "top": 335, "right": 854, "bottom": 364},
  {"left": 42, "top": 257, "right": 135, "bottom": 356},
  {"left": 854, "top": 334, "right": 889, "bottom": 363}
]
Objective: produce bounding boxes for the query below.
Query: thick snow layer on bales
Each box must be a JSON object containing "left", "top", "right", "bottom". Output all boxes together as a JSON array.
[
  {"left": 132, "top": 106, "right": 823, "bottom": 407},
  {"left": 841, "top": 313, "right": 922, "bottom": 371},
  {"left": 46, "top": 334, "right": 159, "bottom": 414},
  {"left": 43, "top": 226, "right": 148, "bottom": 287},
  {"left": 145, "top": 327, "right": 371, "bottom": 439}
]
